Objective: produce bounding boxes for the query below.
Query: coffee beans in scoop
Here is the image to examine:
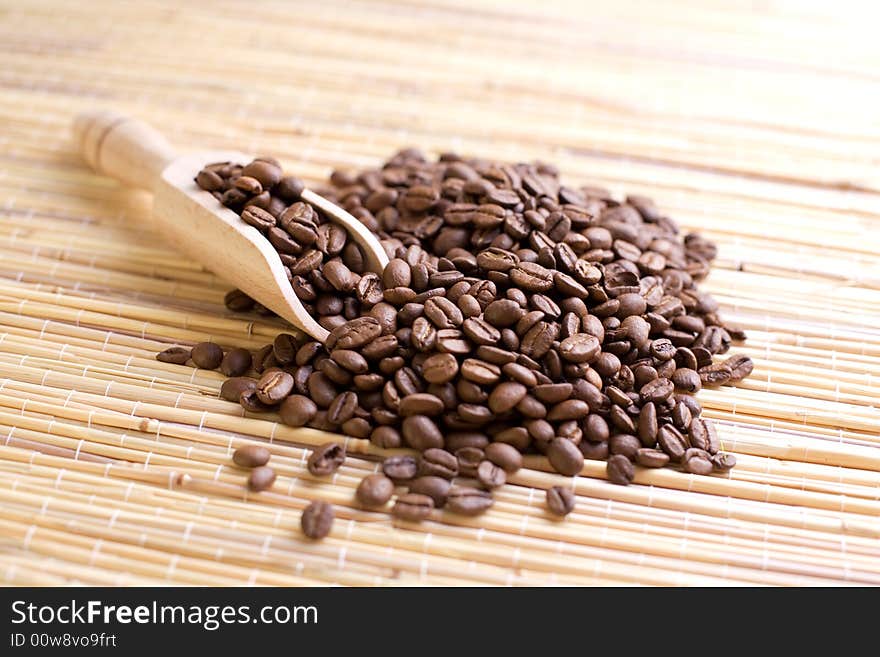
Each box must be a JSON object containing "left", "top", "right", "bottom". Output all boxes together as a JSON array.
[{"left": 159, "top": 148, "right": 752, "bottom": 537}]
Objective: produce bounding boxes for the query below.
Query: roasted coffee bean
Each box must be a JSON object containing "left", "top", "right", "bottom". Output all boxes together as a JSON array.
[
  {"left": 422, "top": 353, "right": 459, "bottom": 384},
  {"left": 487, "top": 382, "right": 527, "bottom": 414},
  {"left": 221, "top": 376, "right": 257, "bottom": 402},
  {"left": 484, "top": 442, "right": 523, "bottom": 473},
  {"left": 279, "top": 394, "right": 317, "bottom": 427},
  {"left": 256, "top": 370, "right": 294, "bottom": 404},
  {"left": 724, "top": 354, "right": 754, "bottom": 381},
  {"left": 689, "top": 417, "right": 721, "bottom": 454},
  {"left": 327, "top": 391, "right": 358, "bottom": 424},
  {"left": 711, "top": 452, "right": 737, "bottom": 472},
  {"left": 419, "top": 448, "right": 458, "bottom": 479},
  {"left": 239, "top": 388, "right": 272, "bottom": 413},
  {"left": 609, "top": 434, "right": 641, "bottom": 460},
  {"left": 399, "top": 393, "right": 445, "bottom": 417},
  {"left": 683, "top": 448, "right": 714, "bottom": 475},
  {"left": 301, "top": 500, "right": 334, "bottom": 539},
  {"left": 233, "top": 444, "right": 271, "bottom": 468},
  {"left": 392, "top": 493, "right": 434, "bottom": 521},
  {"left": 546, "top": 486, "right": 575, "bottom": 517},
  {"left": 446, "top": 487, "right": 494, "bottom": 516},
  {"left": 191, "top": 342, "right": 224, "bottom": 369},
  {"left": 408, "top": 476, "right": 451, "bottom": 507},
  {"left": 382, "top": 455, "right": 419, "bottom": 481},
  {"left": 699, "top": 362, "right": 732, "bottom": 386},
  {"left": 636, "top": 448, "right": 670, "bottom": 468},
  {"left": 606, "top": 454, "right": 635, "bottom": 485},
  {"left": 546, "top": 438, "right": 584, "bottom": 476},
  {"left": 558, "top": 334, "right": 600, "bottom": 363},
  {"left": 307, "top": 442, "right": 346, "bottom": 476},
  {"left": 371, "top": 426, "right": 402, "bottom": 449},
  {"left": 640, "top": 377, "right": 674, "bottom": 403},
  {"left": 356, "top": 474, "right": 394, "bottom": 506},
  {"left": 329, "top": 317, "right": 383, "bottom": 350},
  {"left": 455, "top": 446, "right": 484, "bottom": 478},
  {"left": 476, "top": 460, "right": 506, "bottom": 489},
  {"left": 247, "top": 465, "right": 277, "bottom": 492},
  {"left": 671, "top": 367, "right": 701, "bottom": 393},
  {"left": 220, "top": 348, "right": 252, "bottom": 377},
  {"left": 157, "top": 346, "right": 191, "bottom": 365},
  {"left": 240, "top": 205, "right": 276, "bottom": 232},
  {"left": 224, "top": 289, "right": 255, "bottom": 312},
  {"left": 657, "top": 425, "right": 687, "bottom": 462}
]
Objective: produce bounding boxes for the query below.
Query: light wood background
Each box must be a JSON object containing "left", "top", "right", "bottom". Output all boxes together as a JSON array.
[{"left": 0, "top": 0, "right": 878, "bottom": 585}]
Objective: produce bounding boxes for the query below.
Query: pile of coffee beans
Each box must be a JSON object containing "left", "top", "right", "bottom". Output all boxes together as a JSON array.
[
  {"left": 195, "top": 158, "right": 383, "bottom": 330},
  {"left": 161, "top": 148, "right": 754, "bottom": 528}
]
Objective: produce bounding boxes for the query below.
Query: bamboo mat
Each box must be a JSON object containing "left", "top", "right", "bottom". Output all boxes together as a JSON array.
[{"left": 0, "top": 0, "right": 878, "bottom": 586}]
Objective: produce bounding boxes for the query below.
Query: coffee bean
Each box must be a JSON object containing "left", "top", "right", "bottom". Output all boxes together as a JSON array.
[
  {"left": 658, "top": 425, "right": 687, "bottom": 462},
  {"left": 635, "top": 448, "right": 669, "bottom": 468},
  {"left": 477, "top": 460, "right": 506, "bottom": 489},
  {"left": 460, "top": 358, "right": 501, "bottom": 384},
  {"left": 546, "top": 486, "right": 575, "bottom": 517},
  {"left": 422, "top": 353, "right": 459, "bottom": 384},
  {"left": 606, "top": 454, "right": 634, "bottom": 485},
  {"left": 724, "top": 354, "right": 754, "bottom": 381},
  {"left": 408, "top": 476, "right": 451, "bottom": 507},
  {"left": 446, "top": 487, "right": 494, "bottom": 515},
  {"left": 546, "top": 438, "right": 584, "bottom": 476},
  {"left": 240, "top": 205, "right": 276, "bottom": 232},
  {"left": 419, "top": 448, "right": 458, "bottom": 479},
  {"left": 689, "top": 417, "right": 720, "bottom": 454},
  {"left": 256, "top": 370, "right": 294, "bottom": 404},
  {"left": 157, "top": 346, "right": 191, "bottom": 365},
  {"left": 301, "top": 500, "right": 334, "bottom": 539},
  {"left": 609, "top": 434, "right": 641, "bottom": 460},
  {"left": 371, "top": 426, "right": 402, "bottom": 449},
  {"left": 191, "top": 342, "right": 223, "bottom": 369},
  {"left": 711, "top": 452, "right": 737, "bottom": 472},
  {"left": 356, "top": 474, "right": 394, "bottom": 506},
  {"left": 276, "top": 395, "right": 317, "bottom": 428},
  {"left": 382, "top": 455, "right": 418, "bottom": 481},
  {"left": 329, "top": 317, "right": 383, "bottom": 350},
  {"left": 639, "top": 377, "right": 674, "bottom": 404},
  {"left": 699, "top": 362, "right": 732, "bottom": 386},
  {"left": 307, "top": 442, "right": 346, "bottom": 476},
  {"left": 683, "top": 449, "right": 714, "bottom": 475},
  {"left": 247, "top": 465, "right": 277, "bottom": 492},
  {"left": 399, "top": 393, "right": 444, "bottom": 417},
  {"left": 392, "top": 493, "right": 434, "bottom": 521},
  {"left": 487, "top": 382, "right": 527, "bottom": 414},
  {"left": 221, "top": 376, "right": 257, "bottom": 402},
  {"left": 558, "top": 334, "right": 600, "bottom": 363},
  {"left": 220, "top": 348, "right": 252, "bottom": 377},
  {"left": 671, "top": 367, "right": 701, "bottom": 393},
  {"left": 484, "top": 442, "right": 523, "bottom": 473},
  {"left": 233, "top": 444, "right": 271, "bottom": 468}
]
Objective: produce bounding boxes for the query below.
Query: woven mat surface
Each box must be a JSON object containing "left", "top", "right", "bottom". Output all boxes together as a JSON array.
[{"left": 1, "top": 0, "right": 879, "bottom": 586}]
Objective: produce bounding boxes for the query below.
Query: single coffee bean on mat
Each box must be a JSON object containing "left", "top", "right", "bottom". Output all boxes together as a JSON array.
[
  {"left": 301, "top": 500, "right": 334, "bottom": 539},
  {"left": 247, "top": 465, "right": 277, "bottom": 492},
  {"left": 546, "top": 486, "right": 576, "bottom": 517},
  {"left": 232, "top": 444, "right": 271, "bottom": 468},
  {"left": 356, "top": 473, "right": 395, "bottom": 506}
]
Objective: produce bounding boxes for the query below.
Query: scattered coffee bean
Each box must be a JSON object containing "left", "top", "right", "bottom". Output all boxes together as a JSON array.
[
  {"left": 446, "top": 486, "right": 494, "bottom": 515},
  {"left": 392, "top": 493, "right": 434, "bottom": 521},
  {"left": 191, "top": 342, "right": 223, "bottom": 369},
  {"left": 606, "top": 454, "right": 635, "bottom": 485},
  {"left": 247, "top": 465, "right": 277, "bottom": 492},
  {"left": 221, "top": 348, "right": 252, "bottom": 377},
  {"left": 307, "top": 442, "right": 346, "bottom": 476},
  {"left": 156, "top": 346, "right": 191, "bottom": 365},
  {"left": 546, "top": 486, "right": 575, "bottom": 517},
  {"left": 408, "top": 476, "right": 451, "bottom": 507},
  {"left": 301, "top": 500, "right": 334, "bottom": 538},
  {"left": 233, "top": 444, "right": 271, "bottom": 468},
  {"left": 356, "top": 473, "right": 394, "bottom": 506}
]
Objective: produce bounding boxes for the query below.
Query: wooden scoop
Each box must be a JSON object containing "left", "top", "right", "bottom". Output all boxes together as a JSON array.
[{"left": 72, "top": 110, "right": 389, "bottom": 342}]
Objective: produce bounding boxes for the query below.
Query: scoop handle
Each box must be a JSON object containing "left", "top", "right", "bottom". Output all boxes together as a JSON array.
[{"left": 73, "top": 111, "right": 177, "bottom": 190}]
